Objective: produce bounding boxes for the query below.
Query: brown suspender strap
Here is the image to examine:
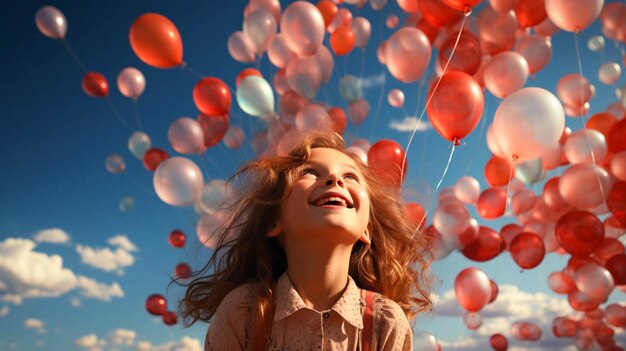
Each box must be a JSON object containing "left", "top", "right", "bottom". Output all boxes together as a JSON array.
[
  {"left": 362, "top": 290, "right": 375, "bottom": 351},
  {"left": 253, "top": 295, "right": 275, "bottom": 351}
]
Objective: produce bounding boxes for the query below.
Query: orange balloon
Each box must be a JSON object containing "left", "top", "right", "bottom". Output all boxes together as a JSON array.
[
  {"left": 328, "top": 107, "right": 347, "bottom": 134},
  {"left": 330, "top": 25, "right": 355, "bottom": 55},
  {"left": 316, "top": 0, "right": 338, "bottom": 28},
  {"left": 586, "top": 112, "right": 617, "bottom": 142},
  {"left": 236, "top": 68, "right": 262, "bottom": 86},
  {"left": 515, "top": 0, "right": 547, "bottom": 28},
  {"left": 484, "top": 155, "right": 515, "bottom": 186},
  {"left": 130, "top": 13, "right": 183, "bottom": 68}
]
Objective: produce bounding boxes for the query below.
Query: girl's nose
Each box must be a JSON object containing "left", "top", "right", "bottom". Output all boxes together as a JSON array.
[{"left": 325, "top": 175, "right": 344, "bottom": 187}]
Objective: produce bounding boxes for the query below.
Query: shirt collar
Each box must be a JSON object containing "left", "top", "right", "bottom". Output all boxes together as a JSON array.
[{"left": 273, "top": 271, "right": 364, "bottom": 329}]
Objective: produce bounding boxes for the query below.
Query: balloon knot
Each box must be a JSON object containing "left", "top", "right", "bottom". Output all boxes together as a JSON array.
[
  {"left": 574, "top": 26, "right": 581, "bottom": 35},
  {"left": 180, "top": 61, "right": 188, "bottom": 69},
  {"left": 512, "top": 154, "right": 518, "bottom": 162},
  {"left": 463, "top": 6, "right": 472, "bottom": 16},
  {"left": 453, "top": 138, "right": 460, "bottom": 146}
]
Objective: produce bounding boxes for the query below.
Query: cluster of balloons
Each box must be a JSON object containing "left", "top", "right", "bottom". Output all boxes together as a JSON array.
[
  {"left": 145, "top": 294, "right": 178, "bottom": 326},
  {"left": 37, "top": 0, "right": 626, "bottom": 348}
]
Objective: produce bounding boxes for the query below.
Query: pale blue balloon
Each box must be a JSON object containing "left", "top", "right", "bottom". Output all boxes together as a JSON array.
[
  {"left": 515, "top": 158, "right": 545, "bottom": 184},
  {"left": 128, "top": 131, "right": 151, "bottom": 160},
  {"left": 339, "top": 75, "right": 362, "bottom": 103},
  {"left": 119, "top": 196, "right": 135, "bottom": 212},
  {"left": 236, "top": 76, "right": 275, "bottom": 117}
]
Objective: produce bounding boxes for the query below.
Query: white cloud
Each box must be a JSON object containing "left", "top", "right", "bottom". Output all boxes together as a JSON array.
[
  {"left": 24, "top": 318, "right": 45, "bottom": 334},
  {"left": 0, "top": 305, "right": 8, "bottom": 317},
  {"left": 107, "top": 235, "right": 138, "bottom": 252},
  {"left": 33, "top": 228, "right": 70, "bottom": 244},
  {"left": 76, "top": 276, "right": 124, "bottom": 302},
  {"left": 75, "top": 244, "right": 135, "bottom": 275},
  {"left": 107, "top": 328, "right": 135, "bottom": 346},
  {"left": 75, "top": 334, "right": 106, "bottom": 351},
  {"left": 360, "top": 73, "right": 386, "bottom": 88},
  {"left": 135, "top": 337, "right": 202, "bottom": 351},
  {"left": 389, "top": 117, "right": 432, "bottom": 132}
]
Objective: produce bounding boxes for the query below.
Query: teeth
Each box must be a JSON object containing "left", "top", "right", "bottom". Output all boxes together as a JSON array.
[{"left": 315, "top": 196, "right": 347, "bottom": 207}]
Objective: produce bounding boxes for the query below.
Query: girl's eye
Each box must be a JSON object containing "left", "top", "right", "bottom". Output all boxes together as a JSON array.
[
  {"left": 343, "top": 173, "right": 359, "bottom": 181},
  {"left": 301, "top": 168, "right": 319, "bottom": 177}
]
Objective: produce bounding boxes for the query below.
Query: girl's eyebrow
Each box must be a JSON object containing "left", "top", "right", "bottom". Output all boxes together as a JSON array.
[{"left": 305, "top": 160, "right": 361, "bottom": 173}]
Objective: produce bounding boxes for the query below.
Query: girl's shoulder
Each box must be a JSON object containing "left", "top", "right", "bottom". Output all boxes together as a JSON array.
[
  {"left": 365, "top": 290, "right": 410, "bottom": 330},
  {"left": 218, "top": 282, "right": 258, "bottom": 310}
]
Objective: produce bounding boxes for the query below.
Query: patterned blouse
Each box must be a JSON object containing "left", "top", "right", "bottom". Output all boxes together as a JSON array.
[{"left": 205, "top": 272, "right": 412, "bottom": 350}]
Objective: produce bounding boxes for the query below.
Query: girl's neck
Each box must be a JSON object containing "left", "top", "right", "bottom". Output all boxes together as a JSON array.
[{"left": 285, "top": 244, "right": 352, "bottom": 311}]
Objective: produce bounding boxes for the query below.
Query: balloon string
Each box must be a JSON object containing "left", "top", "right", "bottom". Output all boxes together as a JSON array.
[
  {"left": 574, "top": 32, "right": 609, "bottom": 205},
  {"left": 368, "top": 9, "right": 387, "bottom": 137},
  {"left": 132, "top": 99, "right": 144, "bottom": 131},
  {"left": 490, "top": 160, "right": 517, "bottom": 283},
  {"left": 400, "top": 11, "right": 468, "bottom": 182},
  {"left": 105, "top": 96, "right": 136, "bottom": 132},
  {"left": 180, "top": 62, "right": 206, "bottom": 79},
  {"left": 62, "top": 40, "right": 89, "bottom": 74}
]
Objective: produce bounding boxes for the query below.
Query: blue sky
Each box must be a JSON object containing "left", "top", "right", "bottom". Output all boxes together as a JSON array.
[{"left": 2, "top": 0, "right": 625, "bottom": 350}]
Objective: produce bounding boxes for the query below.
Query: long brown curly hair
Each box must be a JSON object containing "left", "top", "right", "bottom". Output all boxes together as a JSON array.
[{"left": 179, "top": 130, "right": 432, "bottom": 327}]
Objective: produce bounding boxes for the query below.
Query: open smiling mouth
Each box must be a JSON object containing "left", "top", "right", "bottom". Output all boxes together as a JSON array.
[{"left": 314, "top": 196, "right": 354, "bottom": 209}]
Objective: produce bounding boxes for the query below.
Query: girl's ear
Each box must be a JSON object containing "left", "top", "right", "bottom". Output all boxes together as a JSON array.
[
  {"left": 359, "top": 228, "right": 371, "bottom": 245},
  {"left": 267, "top": 224, "right": 283, "bottom": 238}
]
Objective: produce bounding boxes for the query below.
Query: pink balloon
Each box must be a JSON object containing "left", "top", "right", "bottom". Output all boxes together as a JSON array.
[
  {"left": 273, "top": 69, "right": 290, "bottom": 95},
  {"left": 501, "top": 223, "right": 523, "bottom": 250},
  {"left": 279, "top": 90, "right": 308, "bottom": 124},
  {"left": 605, "top": 304, "right": 626, "bottom": 328},
  {"left": 247, "top": 0, "right": 281, "bottom": 22},
  {"left": 434, "top": 198, "right": 470, "bottom": 236},
  {"left": 545, "top": 0, "right": 604, "bottom": 32},
  {"left": 227, "top": 31, "right": 256, "bottom": 63},
  {"left": 385, "top": 28, "right": 432, "bottom": 83},
  {"left": 557, "top": 73, "right": 592, "bottom": 108},
  {"left": 286, "top": 57, "right": 323, "bottom": 99},
  {"left": 610, "top": 151, "right": 626, "bottom": 181},
  {"left": 598, "top": 62, "right": 621, "bottom": 85},
  {"left": 117, "top": 67, "right": 146, "bottom": 99},
  {"left": 559, "top": 163, "right": 613, "bottom": 209},
  {"left": 534, "top": 16, "right": 560, "bottom": 36},
  {"left": 515, "top": 35, "right": 553, "bottom": 74},
  {"left": 351, "top": 17, "right": 371, "bottom": 48},
  {"left": 294, "top": 104, "right": 332, "bottom": 132},
  {"left": 454, "top": 267, "right": 492, "bottom": 312},
  {"left": 455, "top": 176, "right": 481, "bottom": 204},
  {"left": 348, "top": 98, "right": 370, "bottom": 125},
  {"left": 563, "top": 129, "right": 607, "bottom": 164},
  {"left": 314, "top": 46, "right": 334, "bottom": 83},
  {"left": 35, "top": 6, "right": 67, "bottom": 39},
  {"left": 387, "top": 89, "right": 405, "bottom": 108},
  {"left": 197, "top": 210, "right": 233, "bottom": 249},
  {"left": 548, "top": 271, "right": 576, "bottom": 294},
  {"left": 377, "top": 41, "right": 388, "bottom": 64},
  {"left": 483, "top": 51, "right": 529, "bottom": 98},
  {"left": 154, "top": 157, "right": 204, "bottom": 207},
  {"left": 268, "top": 34, "right": 296, "bottom": 69},
  {"left": 243, "top": 9, "right": 277, "bottom": 54},
  {"left": 464, "top": 312, "right": 482, "bottom": 330},
  {"left": 223, "top": 125, "right": 245, "bottom": 149},
  {"left": 519, "top": 322, "right": 542, "bottom": 341},
  {"left": 489, "top": 0, "right": 516, "bottom": 13},
  {"left": 512, "top": 188, "right": 536, "bottom": 214},
  {"left": 168, "top": 117, "right": 207, "bottom": 154},
  {"left": 575, "top": 263, "right": 615, "bottom": 299},
  {"left": 477, "top": 6, "right": 518, "bottom": 46},
  {"left": 280, "top": 1, "right": 325, "bottom": 56}
]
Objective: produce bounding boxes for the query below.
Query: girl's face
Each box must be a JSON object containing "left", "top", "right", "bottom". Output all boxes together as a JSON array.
[{"left": 274, "top": 147, "right": 371, "bottom": 244}]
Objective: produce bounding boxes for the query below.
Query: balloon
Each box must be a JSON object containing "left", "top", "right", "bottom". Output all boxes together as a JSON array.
[
  {"left": 413, "top": 332, "right": 439, "bottom": 351},
  {"left": 154, "top": 157, "right": 204, "bottom": 207},
  {"left": 553, "top": 317, "right": 578, "bottom": 337},
  {"left": 387, "top": 89, "right": 405, "bottom": 108},
  {"left": 385, "top": 15, "right": 399, "bottom": 29},
  {"left": 518, "top": 322, "right": 542, "bottom": 341},
  {"left": 197, "top": 210, "right": 233, "bottom": 249},
  {"left": 316, "top": 0, "right": 338, "bottom": 28},
  {"left": 273, "top": 69, "right": 290, "bottom": 95},
  {"left": 295, "top": 104, "right": 332, "bottom": 132},
  {"left": 489, "top": 333, "right": 508, "bottom": 351},
  {"left": 280, "top": 1, "right": 325, "bottom": 56},
  {"left": 247, "top": 0, "right": 281, "bottom": 22},
  {"left": 128, "top": 131, "right": 152, "bottom": 160},
  {"left": 488, "top": 279, "right": 499, "bottom": 303},
  {"left": 286, "top": 57, "right": 323, "bottom": 99},
  {"left": 434, "top": 199, "right": 470, "bottom": 236},
  {"left": 168, "top": 117, "right": 206, "bottom": 154},
  {"left": 568, "top": 290, "right": 602, "bottom": 311},
  {"left": 464, "top": 311, "right": 482, "bottom": 330},
  {"left": 548, "top": 271, "right": 576, "bottom": 294},
  {"left": 351, "top": 17, "right": 371, "bottom": 49},
  {"left": 587, "top": 35, "right": 605, "bottom": 51},
  {"left": 443, "top": 0, "right": 482, "bottom": 11},
  {"left": 605, "top": 303, "right": 626, "bottom": 328},
  {"left": 455, "top": 176, "right": 481, "bottom": 204},
  {"left": 454, "top": 267, "right": 492, "bottom": 312},
  {"left": 515, "top": 35, "right": 553, "bottom": 74},
  {"left": 419, "top": 0, "right": 464, "bottom": 27},
  {"left": 398, "top": 0, "right": 420, "bottom": 13},
  {"left": 146, "top": 294, "right": 167, "bottom": 315},
  {"left": 515, "top": 0, "right": 548, "bottom": 27},
  {"left": 512, "top": 189, "right": 536, "bottom": 214},
  {"left": 557, "top": 73, "right": 592, "bottom": 108},
  {"left": 129, "top": 13, "right": 183, "bottom": 68},
  {"left": 35, "top": 6, "right": 67, "bottom": 39},
  {"left": 198, "top": 179, "right": 232, "bottom": 214},
  {"left": 243, "top": 9, "right": 277, "bottom": 54},
  {"left": 223, "top": 125, "right": 245, "bottom": 149},
  {"left": 559, "top": 163, "right": 612, "bottom": 209},
  {"left": 439, "top": 31, "right": 482, "bottom": 75},
  {"left": 348, "top": 98, "right": 370, "bottom": 125},
  {"left": 598, "top": 62, "right": 621, "bottom": 85},
  {"left": 328, "top": 107, "right": 347, "bottom": 134},
  {"left": 197, "top": 114, "right": 229, "bottom": 147},
  {"left": 119, "top": 196, "right": 135, "bottom": 212},
  {"left": 575, "top": 263, "right": 615, "bottom": 299},
  {"left": 545, "top": 0, "right": 604, "bottom": 32},
  {"left": 237, "top": 76, "right": 275, "bottom": 117},
  {"left": 477, "top": 188, "right": 507, "bottom": 219},
  {"left": 556, "top": 210, "right": 604, "bottom": 257},
  {"left": 143, "top": 148, "right": 169, "bottom": 172},
  {"left": 267, "top": 34, "right": 295, "bottom": 69},
  {"left": 609, "top": 119, "right": 626, "bottom": 153},
  {"left": 485, "top": 155, "right": 515, "bottom": 186},
  {"left": 82, "top": 72, "right": 108, "bottom": 98},
  {"left": 174, "top": 263, "right": 192, "bottom": 280},
  {"left": 427, "top": 72, "right": 484, "bottom": 144},
  {"left": 493, "top": 87, "right": 565, "bottom": 162},
  {"left": 500, "top": 224, "right": 523, "bottom": 250},
  {"left": 328, "top": 8, "right": 353, "bottom": 33},
  {"left": 339, "top": 75, "right": 362, "bottom": 103},
  {"left": 162, "top": 311, "right": 177, "bottom": 326},
  {"left": 563, "top": 129, "right": 607, "bottom": 164},
  {"left": 586, "top": 112, "right": 617, "bottom": 142},
  {"left": 330, "top": 25, "right": 355, "bottom": 55},
  {"left": 510, "top": 232, "right": 546, "bottom": 269},
  {"left": 227, "top": 31, "right": 256, "bottom": 63},
  {"left": 534, "top": 16, "right": 560, "bottom": 36},
  {"left": 168, "top": 230, "right": 185, "bottom": 248},
  {"left": 608, "top": 181, "right": 626, "bottom": 226},
  {"left": 193, "top": 77, "right": 231, "bottom": 116},
  {"left": 386, "top": 28, "right": 431, "bottom": 83},
  {"left": 367, "top": 139, "right": 406, "bottom": 187},
  {"left": 405, "top": 203, "right": 426, "bottom": 230},
  {"left": 462, "top": 226, "right": 506, "bottom": 261},
  {"left": 105, "top": 154, "right": 125, "bottom": 174},
  {"left": 477, "top": 6, "right": 517, "bottom": 46},
  {"left": 236, "top": 68, "right": 262, "bottom": 87},
  {"left": 483, "top": 52, "right": 529, "bottom": 98},
  {"left": 117, "top": 67, "right": 145, "bottom": 100},
  {"left": 515, "top": 158, "right": 545, "bottom": 184},
  {"left": 543, "top": 177, "right": 567, "bottom": 210},
  {"left": 314, "top": 46, "right": 334, "bottom": 83}
]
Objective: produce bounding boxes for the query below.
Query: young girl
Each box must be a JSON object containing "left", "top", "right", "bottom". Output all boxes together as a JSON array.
[{"left": 180, "top": 131, "right": 432, "bottom": 350}]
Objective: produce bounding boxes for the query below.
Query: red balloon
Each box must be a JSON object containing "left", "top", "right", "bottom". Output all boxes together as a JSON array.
[
  {"left": 543, "top": 177, "right": 568, "bottom": 210},
  {"left": 454, "top": 267, "right": 492, "bottom": 312},
  {"left": 193, "top": 77, "right": 232, "bottom": 116},
  {"left": 328, "top": 107, "right": 347, "bottom": 134},
  {"left": 197, "top": 114, "right": 229, "bottom": 147},
  {"left": 462, "top": 226, "right": 506, "bottom": 261},
  {"left": 236, "top": 68, "right": 262, "bottom": 87},
  {"left": 484, "top": 155, "right": 515, "bottom": 186},
  {"left": 442, "top": 0, "right": 482, "bottom": 11},
  {"left": 143, "top": 147, "right": 169, "bottom": 171},
  {"left": 586, "top": 112, "right": 617, "bottom": 142},
  {"left": 367, "top": 140, "right": 407, "bottom": 187},
  {"left": 438, "top": 31, "right": 482, "bottom": 75},
  {"left": 608, "top": 181, "right": 626, "bottom": 226},
  {"left": 606, "top": 254, "right": 626, "bottom": 285},
  {"left": 168, "top": 230, "right": 186, "bottom": 248},
  {"left": 316, "top": 0, "right": 338, "bottom": 28},
  {"left": 406, "top": 202, "right": 427, "bottom": 230},
  {"left": 330, "top": 25, "right": 355, "bottom": 55},
  {"left": 489, "top": 333, "right": 508, "bottom": 351},
  {"left": 609, "top": 118, "right": 626, "bottom": 153},
  {"left": 510, "top": 232, "right": 546, "bottom": 269},
  {"left": 130, "top": 13, "right": 183, "bottom": 68},
  {"left": 488, "top": 279, "right": 499, "bottom": 303},
  {"left": 515, "top": 0, "right": 547, "bottom": 27},
  {"left": 416, "top": 18, "right": 440, "bottom": 43},
  {"left": 82, "top": 72, "right": 109, "bottom": 97},
  {"left": 419, "top": 0, "right": 464, "bottom": 28},
  {"left": 426, "top": 71, "right": 484, "bottom": 145},
  {"left": 146, "top": 294, "right": 167, "bottom": 315},
  {"left": 547, "top": 271, "right": 576, "bottom": 294},
  {"left": 568, "top": 290, "right": 602, "bottom": 312},
  {"left": 556, "top": 210, "right": 604, "bottom": 258},
  {"left": 592, "top": 238, "right": 625, "bottom": 265},
  {"left": 552, "top": 316, "right": 578, "bottom": 337},
  {"left": 175, "top": 262, "right": 192, "bottom": 279},
  {"left": 162, "top": 311, "right": 178, "bottom": 325},
  {"left": 477, "top": 187, "right": 507, "bottom": 219}
]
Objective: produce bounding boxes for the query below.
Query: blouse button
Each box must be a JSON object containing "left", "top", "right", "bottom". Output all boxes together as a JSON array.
[{"left": 322, "top": 312, "right": 330, "bottom": 319}]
